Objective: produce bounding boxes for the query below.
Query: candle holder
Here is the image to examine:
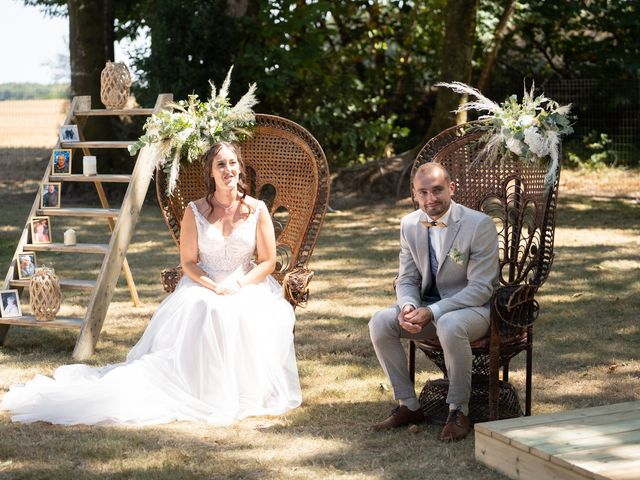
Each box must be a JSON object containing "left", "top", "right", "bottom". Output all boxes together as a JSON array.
[
  {"left": 64, "top": 228, "right": 76, "bottom": 246},
  {"left": 83, "top": 156, "right": 97, "bottom": 176},
  {"left": 29, "top": 266, "right": 62, "bottom": 322}
]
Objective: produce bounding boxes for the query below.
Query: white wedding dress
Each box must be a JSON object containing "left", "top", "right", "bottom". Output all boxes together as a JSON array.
[{"left": 2, "top": 201, "right": 302, "bottom": 425}]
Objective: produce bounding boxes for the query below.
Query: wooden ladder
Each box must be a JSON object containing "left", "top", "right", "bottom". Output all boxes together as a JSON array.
[{"left": 0, "top": 93, "right": 172, "bottom": 360}]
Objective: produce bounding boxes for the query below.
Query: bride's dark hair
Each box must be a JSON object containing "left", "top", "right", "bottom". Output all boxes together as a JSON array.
[{"left": 202, "top": 141, "right": 248, "bottom": 215}]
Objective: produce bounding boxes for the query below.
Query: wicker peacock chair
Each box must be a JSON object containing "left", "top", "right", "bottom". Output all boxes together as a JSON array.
[
  {"left": 156, "top": 114, "right": 330, "bottom": 309},
  {"left": 409, "top": 121, "right": 561, "bottom": 422}
]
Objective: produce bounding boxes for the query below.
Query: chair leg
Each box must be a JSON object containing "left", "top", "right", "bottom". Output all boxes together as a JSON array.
[
  {"left": 525, "top": 329, "right": 533, "bottom": 416},
  {"left": 503, "top": 363, "right": 510, "bottom": 382},
  {"left": 409, "top": 340, "right": 416, "bottom": 385},
  {"left": 489, "top": 321, "right": 500, "bottom": 421}
]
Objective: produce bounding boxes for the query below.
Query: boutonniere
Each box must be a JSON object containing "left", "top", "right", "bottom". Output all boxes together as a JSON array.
[{"left": 448, "top": 248, "right": 466, "bottom": 265}]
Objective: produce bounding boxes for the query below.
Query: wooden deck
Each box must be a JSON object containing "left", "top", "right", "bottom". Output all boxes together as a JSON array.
[{"left": 475, "top": 401, "right": 640, "bottom": 480}]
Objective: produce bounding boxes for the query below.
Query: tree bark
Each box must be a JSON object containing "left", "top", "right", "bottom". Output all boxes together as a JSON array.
[
  {"left": 477, "top": 0, "right": 517, "bottom": 92},
  {"left": 426, "top": 0, "right": 479, "bottom": 139},
  {"left": 68, "top": 0, "right": 121, "bottom": 175},
  {"left": 68, "top": 0, "right": 113, "bottom": 103}
]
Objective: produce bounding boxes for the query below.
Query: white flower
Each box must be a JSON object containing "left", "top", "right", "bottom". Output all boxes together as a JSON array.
[
  {"left": 523, "top": 127, "right": 549, "bottom": 157},
  {"left": 518, "top": 114, "right": 535, "bottom": 128},
  {"left": 449, "top": 248, "right": 466, "bottom": 264},
  {"left": 505, "top": 137, "right": 523, "bottom": 155}
]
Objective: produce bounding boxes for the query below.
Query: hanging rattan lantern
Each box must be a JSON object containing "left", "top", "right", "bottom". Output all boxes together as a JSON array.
[
  {"left": 29, "top": 266, "right": 62, "bottom": 322},
  {"left": 100, "top": 61, "right": 132, "bottom": 109}
]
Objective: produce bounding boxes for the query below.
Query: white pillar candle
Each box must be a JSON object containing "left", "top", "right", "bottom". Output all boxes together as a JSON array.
[
  {"left": 83, "top": 156, "right": 97, "bottom": 176},
  {"left": 64, "top": 228, "right": 76, "bottom": 246}
]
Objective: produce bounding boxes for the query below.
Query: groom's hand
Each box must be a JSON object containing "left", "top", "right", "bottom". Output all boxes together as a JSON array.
[{"left": 398, "top": 306, "right": 432, "bottom": 334}]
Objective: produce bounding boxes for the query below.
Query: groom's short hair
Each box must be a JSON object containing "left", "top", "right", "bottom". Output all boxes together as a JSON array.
[{"left": 415, "top": 162, "right": 451, "bottom": 182}]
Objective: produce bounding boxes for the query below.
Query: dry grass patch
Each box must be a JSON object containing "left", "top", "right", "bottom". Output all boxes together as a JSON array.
[{"left": 0, "top": 146, "right": 639, "bottom": 479}]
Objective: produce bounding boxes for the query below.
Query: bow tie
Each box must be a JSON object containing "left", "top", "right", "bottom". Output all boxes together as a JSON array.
[{"left": 421, "top": 220, "right": 447, "bottom": 228}]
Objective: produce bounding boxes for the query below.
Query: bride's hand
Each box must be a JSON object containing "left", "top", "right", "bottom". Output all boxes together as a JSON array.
[{"left": 215, "top": 279, "right": 242, "bottom": 296}]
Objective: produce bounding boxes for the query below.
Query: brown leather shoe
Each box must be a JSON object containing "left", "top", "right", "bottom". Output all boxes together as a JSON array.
[
  {"left": 439, "top": 409, "right": 471, "bottom": 442},
  {"left": 371, "top": 405, "right": 425, "bottom": 431}
]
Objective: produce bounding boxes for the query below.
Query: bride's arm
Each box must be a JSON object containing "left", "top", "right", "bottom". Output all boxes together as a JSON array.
[
  {"left": 179, "top": 206, "right": 224, "bottom": 293},
  {"left": 235, "top": 204, "right": 276, "bottom": 287}
]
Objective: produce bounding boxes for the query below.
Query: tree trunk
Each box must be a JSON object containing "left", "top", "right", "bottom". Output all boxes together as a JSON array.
[
  {"left": 68, "top": 0, "right": 113, "bottom": 103},
  {"left": 477, "top": 0, "right": 517, "bottom": 92},
  {"left": 426, "top": 0, "right": 479, "bottom": 139},
  {"left": 68, "top": 0, "right": 122, "bottom": 177}
]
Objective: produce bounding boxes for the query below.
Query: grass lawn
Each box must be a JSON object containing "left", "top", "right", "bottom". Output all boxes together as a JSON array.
[{"left": 0, "top": 149, "right": 639, "bottom": 479}]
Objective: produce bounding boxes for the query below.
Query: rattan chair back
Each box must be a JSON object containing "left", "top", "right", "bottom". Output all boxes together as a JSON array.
[{"left": 156, "top": 114, "right": 330, "bottom": 282}]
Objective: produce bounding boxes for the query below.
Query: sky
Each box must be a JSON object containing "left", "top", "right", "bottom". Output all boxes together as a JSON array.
[{"left": 0, "top": 0, "right": 141, "bottom": 85}]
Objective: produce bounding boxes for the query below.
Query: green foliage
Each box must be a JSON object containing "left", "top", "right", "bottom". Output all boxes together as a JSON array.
[
  {"left": 129, "top": 0, "right": 445, "bottom": 168},
  {"left": 493, "top": 1, "right": 640, "bottom": 84},
  {"left": 565, "top": 131, "right": 619, "bottom": 170},
  {"left": 0, "top": 83, "right": 69, "bottom": 100}
]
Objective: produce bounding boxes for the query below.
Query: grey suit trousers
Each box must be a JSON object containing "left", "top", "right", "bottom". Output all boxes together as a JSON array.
[{"left": 369, "top": 305, "right": 489, "bottom": 407}]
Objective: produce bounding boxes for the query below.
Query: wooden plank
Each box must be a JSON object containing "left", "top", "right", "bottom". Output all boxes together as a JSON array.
[
  {"left": 555, "top": 444, "right": 640, "bottom": 479},
  {"left": 60, "top": 140, "right": 134, "bottom": 149},
  {"left": 24, "top": 243, "right": 109, "bottom": 254},
  {"left": 531, "top": 429, "right": 640, "bottom": 465},
  {"left": 10, "top": 279, "right": 96, "bottom": 290},
  {"left": 49, "top": 174, "right": 131, "bottom": 183},
  {"left": 475, "top": 431, "right": 592, "bottom": 480},
  {"left": 507, "top": 414, "right": 640, "bottom": 453},
  {"left": 0, "top": 316, "right": 83, "bottom": 329},
  {"left": 73, "top": 108, "right": 154, "bottom": 116},
  {"left": 35, "top": 207, "right": 120, "bottom": 218},
  {"left": 73, "top": 93, "right": 173, "bottom": 361},
  {"left": 476, "top": 402, "right": 640, "bottom": 437}
]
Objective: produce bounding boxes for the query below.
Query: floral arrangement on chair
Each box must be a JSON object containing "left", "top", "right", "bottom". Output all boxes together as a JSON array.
[
  {"left": 129, "top": 67, "right": 258, "bottom": 195},
  {"left": 436, "top": 81, "right": 574, "bottom": 188}
]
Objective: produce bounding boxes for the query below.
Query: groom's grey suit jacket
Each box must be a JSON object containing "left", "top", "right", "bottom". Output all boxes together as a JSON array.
[{"left": 395, "top": 201, "right": 499, "bottom": 323}]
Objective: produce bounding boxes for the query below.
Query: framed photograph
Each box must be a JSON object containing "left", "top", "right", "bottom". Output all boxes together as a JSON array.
[
  {"left": 51, "top": 149, "right": 72, "bottom": 175},
  {"left": 17, "top": 252, "right": 37, "bottom": 280},
  {"left": 0, "top": 290, "right": 22, "bottom": 318},
  {"left": 59, "top": 124, "right": 79, "bottom": 142},
  {"left": 30, "top": 216, "right": 52, "bottom": 244},
  {"left": 41, "top": 182, "right": 61, "bottom": 208}
]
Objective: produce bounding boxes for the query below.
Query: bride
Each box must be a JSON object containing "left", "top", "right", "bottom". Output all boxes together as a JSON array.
[{"left": 2, "top": 141, "right": 302, "bottom": 425}]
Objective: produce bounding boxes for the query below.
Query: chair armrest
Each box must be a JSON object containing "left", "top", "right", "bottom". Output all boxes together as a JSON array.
[
  {"left": 161, "top": 266, "right": 183, "bottom": 293},
  {"left": 491, "top": 284, "right": 539, "bottom": 336},
  {"left": 282, "top": 267, "right": 314, "bottom": 308}
]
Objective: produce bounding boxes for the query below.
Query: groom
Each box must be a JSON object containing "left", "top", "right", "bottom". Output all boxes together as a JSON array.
[{"left": 369, "top": 162, "right": 499, "bottom": 441}]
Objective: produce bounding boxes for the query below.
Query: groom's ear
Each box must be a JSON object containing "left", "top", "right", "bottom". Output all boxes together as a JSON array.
[{"left": 449, "top": 181, "right": 456, "bottom": 195}]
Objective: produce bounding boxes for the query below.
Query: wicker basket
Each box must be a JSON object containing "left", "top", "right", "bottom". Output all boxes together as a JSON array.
[
  {"left": 29, "top": 266, "right": 62, "bottom": 322},
  {"left": 100, "top": 62, "right": 131, "bottom": 109}
]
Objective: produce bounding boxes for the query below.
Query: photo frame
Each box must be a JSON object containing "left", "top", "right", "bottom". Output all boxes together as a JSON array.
[
  {"left": 0, "top": 290, "right": 22, "bottom": 318},
  {"left": 30, "top": 216, "right": 52, "bottom": 244},
  {"left": 59, "top": 124, "right": 79, "bottom": 142},
  {"left": 51, "top": 149, "right": 72, "bottom": 175},
  {"left": 17, "top": 252, "right": 37, "bottom": 280},
  {"left": 41, "top": 182, "right": 61, "bottom": 208}
]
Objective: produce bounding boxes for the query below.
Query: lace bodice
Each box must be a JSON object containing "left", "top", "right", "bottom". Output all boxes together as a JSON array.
[{"left": 189, "top": 200, "right": 264, "bottom": 280}]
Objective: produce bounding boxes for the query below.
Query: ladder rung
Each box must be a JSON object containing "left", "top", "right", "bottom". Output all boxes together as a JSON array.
[
  {"left": 60, "top": 140, "right": 134, "bottom": 149},
  {"left": 0, "top": 315, "right": 83, "bottom": 329},
  {"left": 36, "top": 207, "right": 120, "bottom": 218},
  {"left": 24, "top": 243, "right": 109, "bottom": 254},
  {"left": 10, "top": 279, "right": 96, "bottom": 290},
  {"left": 74, "top": 108, "right": 154, "bottom": 117},
  {"left": 49, "top": 174, "right": 131, "bottom": 183}
]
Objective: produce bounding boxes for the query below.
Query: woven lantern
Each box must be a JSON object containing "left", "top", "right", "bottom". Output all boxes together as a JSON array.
[
  {"left": 29, "top": 266, "right": 62, "bottom": 322},
  {"left": 100, "top": 61, "right": 132, "bottom": 109}
]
